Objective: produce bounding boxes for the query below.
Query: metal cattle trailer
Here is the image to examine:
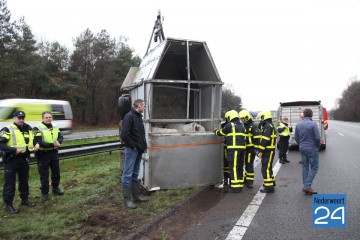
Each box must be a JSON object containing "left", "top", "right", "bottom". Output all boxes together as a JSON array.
[
  {"left": 277, "top": 101, "right": 326, "bottom": 150},
  {"left": 121, "top": 37, "right": 224, "bottom": 190}
]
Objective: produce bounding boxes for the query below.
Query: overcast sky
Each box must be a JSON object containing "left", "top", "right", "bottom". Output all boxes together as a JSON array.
[{"left": 7, "top": 0, "right": 360, "bottom": 111}]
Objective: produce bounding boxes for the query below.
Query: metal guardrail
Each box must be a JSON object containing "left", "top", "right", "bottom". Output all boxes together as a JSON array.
[{"left": 0, "top": 141, "right": 124, "bottom": 169}]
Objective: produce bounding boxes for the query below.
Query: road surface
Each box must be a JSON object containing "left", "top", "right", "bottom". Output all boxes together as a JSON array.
[{"left": 142, "top": 120, "right": 360, "bottom": 240}]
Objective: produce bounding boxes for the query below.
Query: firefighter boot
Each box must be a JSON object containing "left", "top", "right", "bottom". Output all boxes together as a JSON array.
[
  {"left": 246, "top": 181, "right": 254, "bottom": 189},
  {"left": 260, "top": 186, "right": 275, "bottom": 193},
  {"left": 279, "top": 157, "right": 285, "bottom": 164},
  {"left": 122, "top": 185, "right": 137, "bottom": 209},
  {"left": 131, "top": 181, "right": 149, "bottom": 202},
  {"left": 284, "top": 157, "right": 290, "bottom": 163}
]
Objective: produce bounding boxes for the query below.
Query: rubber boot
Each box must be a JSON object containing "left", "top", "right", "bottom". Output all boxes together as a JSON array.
[
  {"left": 122, "top": 185, "right": 137, "bottom": 209},
  {"left": 131, "top": 181, "right": 149, "bottom": 202}
]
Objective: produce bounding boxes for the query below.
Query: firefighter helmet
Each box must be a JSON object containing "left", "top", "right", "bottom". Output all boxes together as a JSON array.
[
  {"left": 258, "top": 111, "right": 272, "bottom": 121},
  {"left": 239, "top": 110, "right": 252, "bottom": 123},
  {"left": 225, "top": 110, "right": 239, "bottom": 122}
]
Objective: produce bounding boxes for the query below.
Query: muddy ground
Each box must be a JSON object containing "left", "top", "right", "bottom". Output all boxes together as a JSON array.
[{"left": 74, "top": 186, "right": 225, "bottom": 240}]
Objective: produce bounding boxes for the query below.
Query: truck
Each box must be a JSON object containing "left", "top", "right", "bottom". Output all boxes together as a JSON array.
[{"left": 277, "top": 101, "right": 327, "bottom": 150}]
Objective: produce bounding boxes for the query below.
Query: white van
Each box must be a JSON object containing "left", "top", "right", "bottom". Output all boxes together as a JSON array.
[{"left": 0, "top": 98, "right": 73, "bottom": 132}]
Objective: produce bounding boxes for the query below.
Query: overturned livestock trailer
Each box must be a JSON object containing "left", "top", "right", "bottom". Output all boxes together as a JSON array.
[{"left": 121, "top": 37, "right": 224, "bottom": 190}]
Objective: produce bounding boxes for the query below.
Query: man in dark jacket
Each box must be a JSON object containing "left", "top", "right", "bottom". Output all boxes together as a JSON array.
[
  {"left": 0, "top": 111, "right": 38, "bottom": 214},
  {"left": 120, "top": 99, "right": 149, "bottom": 208}
]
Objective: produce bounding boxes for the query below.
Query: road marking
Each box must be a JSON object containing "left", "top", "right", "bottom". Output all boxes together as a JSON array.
[
  {"left": 338, "top": 133, "right": 344, "bottom": 136},
  {"left": 225, "top": 160, "right": 282, "bottom": 240}
]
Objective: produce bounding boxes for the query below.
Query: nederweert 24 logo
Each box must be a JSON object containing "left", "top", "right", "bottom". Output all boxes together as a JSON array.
[{"left": 312, "top": 194, "right": 346, "bottom": 228}]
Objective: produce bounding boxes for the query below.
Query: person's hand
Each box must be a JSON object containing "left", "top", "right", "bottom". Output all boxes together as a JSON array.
[
  {"left": 257, "top": 152, "right": 263, "bottom": 158},
  {"left": 15, "top": 148, "right": 22, "bottom": 155},
  {"left": 54, "top": 141, "right": 61, "bottom": 148},
  {"left": 213, "top": 128, "right": 218, "bottom": 133},
  {"left": 34, "top": 143, "right": 40, "bottom": 152}
]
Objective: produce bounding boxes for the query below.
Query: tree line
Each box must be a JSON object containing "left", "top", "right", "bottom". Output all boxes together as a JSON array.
[
  {"left": 1, "top": 0, "right": 245, "bottom": 126},
  {"left": 330, "top": 76, "right": 360, "bottom": 122},
  {"left": 1, "top": 0, "right": 141, "bottom": 126}
]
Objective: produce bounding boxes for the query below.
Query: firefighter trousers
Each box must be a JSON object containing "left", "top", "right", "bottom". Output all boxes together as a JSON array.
[
  {"left": 245, "top": 148, "right": 256, "bottom": 183},
  {"left": 261, "top": 150, "right": 276, "bottom": 188},
  {"left": 227, "top": 149, "right": 245, "bottom": 189}
]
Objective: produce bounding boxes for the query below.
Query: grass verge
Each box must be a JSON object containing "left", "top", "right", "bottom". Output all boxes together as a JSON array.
[
  {"left": 0, "top": 151, "right": 200, "bottom": 240},
  {"left": 61, "top": 136, "right": 120, "bottom": 147}
]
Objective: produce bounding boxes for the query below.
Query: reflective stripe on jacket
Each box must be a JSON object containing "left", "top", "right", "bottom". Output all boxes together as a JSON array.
[
  {"left": 37, "top": 122, "right": 60, "bottom": 150},
  {"left": 215, "top": 120, "right": 246, "bottom": 150},
  {"left": 7, "top": 124, "right": 34, "bottom": 152},
  {"left": 258, "top": 121, "right": 277, "bottom": 151},
  {"left": 244, "top": 122, "right": 261, "bottom": 149},
  {"left": 277, "top": 122, "right": 290, "bottom": 137}
]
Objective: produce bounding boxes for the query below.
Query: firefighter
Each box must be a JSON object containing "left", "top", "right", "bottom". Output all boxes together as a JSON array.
[
  {"left": 221, "top": 112, "right": 230, "bottom": 187},
  {"left": 239, "top": 110, "right": 261, "bottom": 189},
  {"left": 257, "top": 111, "right": 277, "bottom": 193},
  {"left": 33, "top": 111, "right": 64, "bottom": 201},
  {"left": 277, "top": 117, "right": 292, "bottom": 164},
  {"left": 214, "top": 110, "right": 246, "bottom": 193},
  {"left": 0, "top": 111, "right": 38, "bottom": 214}
]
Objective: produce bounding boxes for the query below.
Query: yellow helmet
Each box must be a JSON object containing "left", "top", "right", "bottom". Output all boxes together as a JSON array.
[
  {"left": 239, "top": 110, "right": 252, "bottom": 122},
  {"left": 224, "top": 110, "right": 239, "bottom": 122},
  {"left": 258, "top": 111, "right": 272, "bottom": 121}
]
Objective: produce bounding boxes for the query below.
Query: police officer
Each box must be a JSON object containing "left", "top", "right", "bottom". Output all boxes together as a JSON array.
[
  {"left": 33, "top": 111, "right": 64, "bottom": 201},
  {"left": 257, "top": 111, "right": 277, "bottom": 193},
  {"left": 277, "top": 117, "right": 292, "bottom": 164},
  {"left": 0, "top": 111, "right": 38, "bottom": 214},
  {"left": 239, "top": 110, "right": 261, "bottom": 189},
  {"left": 215, "top": 110, "right": 247, "bottom": 193}
]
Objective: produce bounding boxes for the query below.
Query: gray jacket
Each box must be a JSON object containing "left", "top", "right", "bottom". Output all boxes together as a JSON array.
[{"left": 295, "top": 117, "right": 321, "bottom": 152}]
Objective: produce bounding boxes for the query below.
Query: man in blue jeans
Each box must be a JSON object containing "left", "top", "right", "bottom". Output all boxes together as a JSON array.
[
  {"left": 120, "top": 99, "right": 149, "bottom": 208},
  {"left": 295, "top": 108, "right": 320, "bottom": 195}
]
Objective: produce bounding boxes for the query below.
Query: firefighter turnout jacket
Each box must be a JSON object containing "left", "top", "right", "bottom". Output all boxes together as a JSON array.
[{"left": 215, "top": 120, "right": 246, "bottom": 150}]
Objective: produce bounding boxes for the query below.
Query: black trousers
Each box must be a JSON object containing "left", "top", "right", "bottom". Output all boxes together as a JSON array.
[
  {"left": 261, "top": 150, "right": 276, "bottom": 188},
  {"left": 223, "top": 147, "right": 230, "bottom": 183},
  {"left": 36, "top": 150, "right": 61, "bottom": 195},
  {"left": 245, "top": 148, "right": 256, "bottom": 183},
  {"left": 227, "top": 150, "right": 245, "bottom": 189},
  {"left": 279, "top": 136, "right": 290, "bottom": 159},
  {"left": 3, "top": 157, "right": 30, "bottom": 205}
]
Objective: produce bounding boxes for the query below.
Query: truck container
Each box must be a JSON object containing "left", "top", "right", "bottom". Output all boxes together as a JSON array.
[
  {"left": 277, "top": 101, "right": 326, "bottom": 150},
  {"left": 120, "top": 37, "right": 224, "bottom": 190}
]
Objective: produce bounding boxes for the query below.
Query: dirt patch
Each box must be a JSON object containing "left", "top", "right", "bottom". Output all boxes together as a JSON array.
[
  {"left": 63, "top": 178, "right": 81, "bottom": 190},
  {"left": 68, "top": 186, "right": 224, "bottom": 240},
  {"left": 140, "top": 187, "right": 226, "bottom": 240}
]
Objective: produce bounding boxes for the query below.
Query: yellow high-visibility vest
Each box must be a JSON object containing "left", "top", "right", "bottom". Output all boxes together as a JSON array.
[
  {"left": 278, "top": 122, "right": 290, "bottom": 137},
  {"left": 37, "top": 123, "right": 60, "bottom": 150},
  {"left": 6, "top": 124, "right": 35, "bottom": 152}
]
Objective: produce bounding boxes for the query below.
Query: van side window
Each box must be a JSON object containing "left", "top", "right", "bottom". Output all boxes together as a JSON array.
[
  {"left": 5, "top": 108, "right": 17, "bottom": 120},
  {"left": 51, "top": 105, "right": 65, "bottom": 120}
]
